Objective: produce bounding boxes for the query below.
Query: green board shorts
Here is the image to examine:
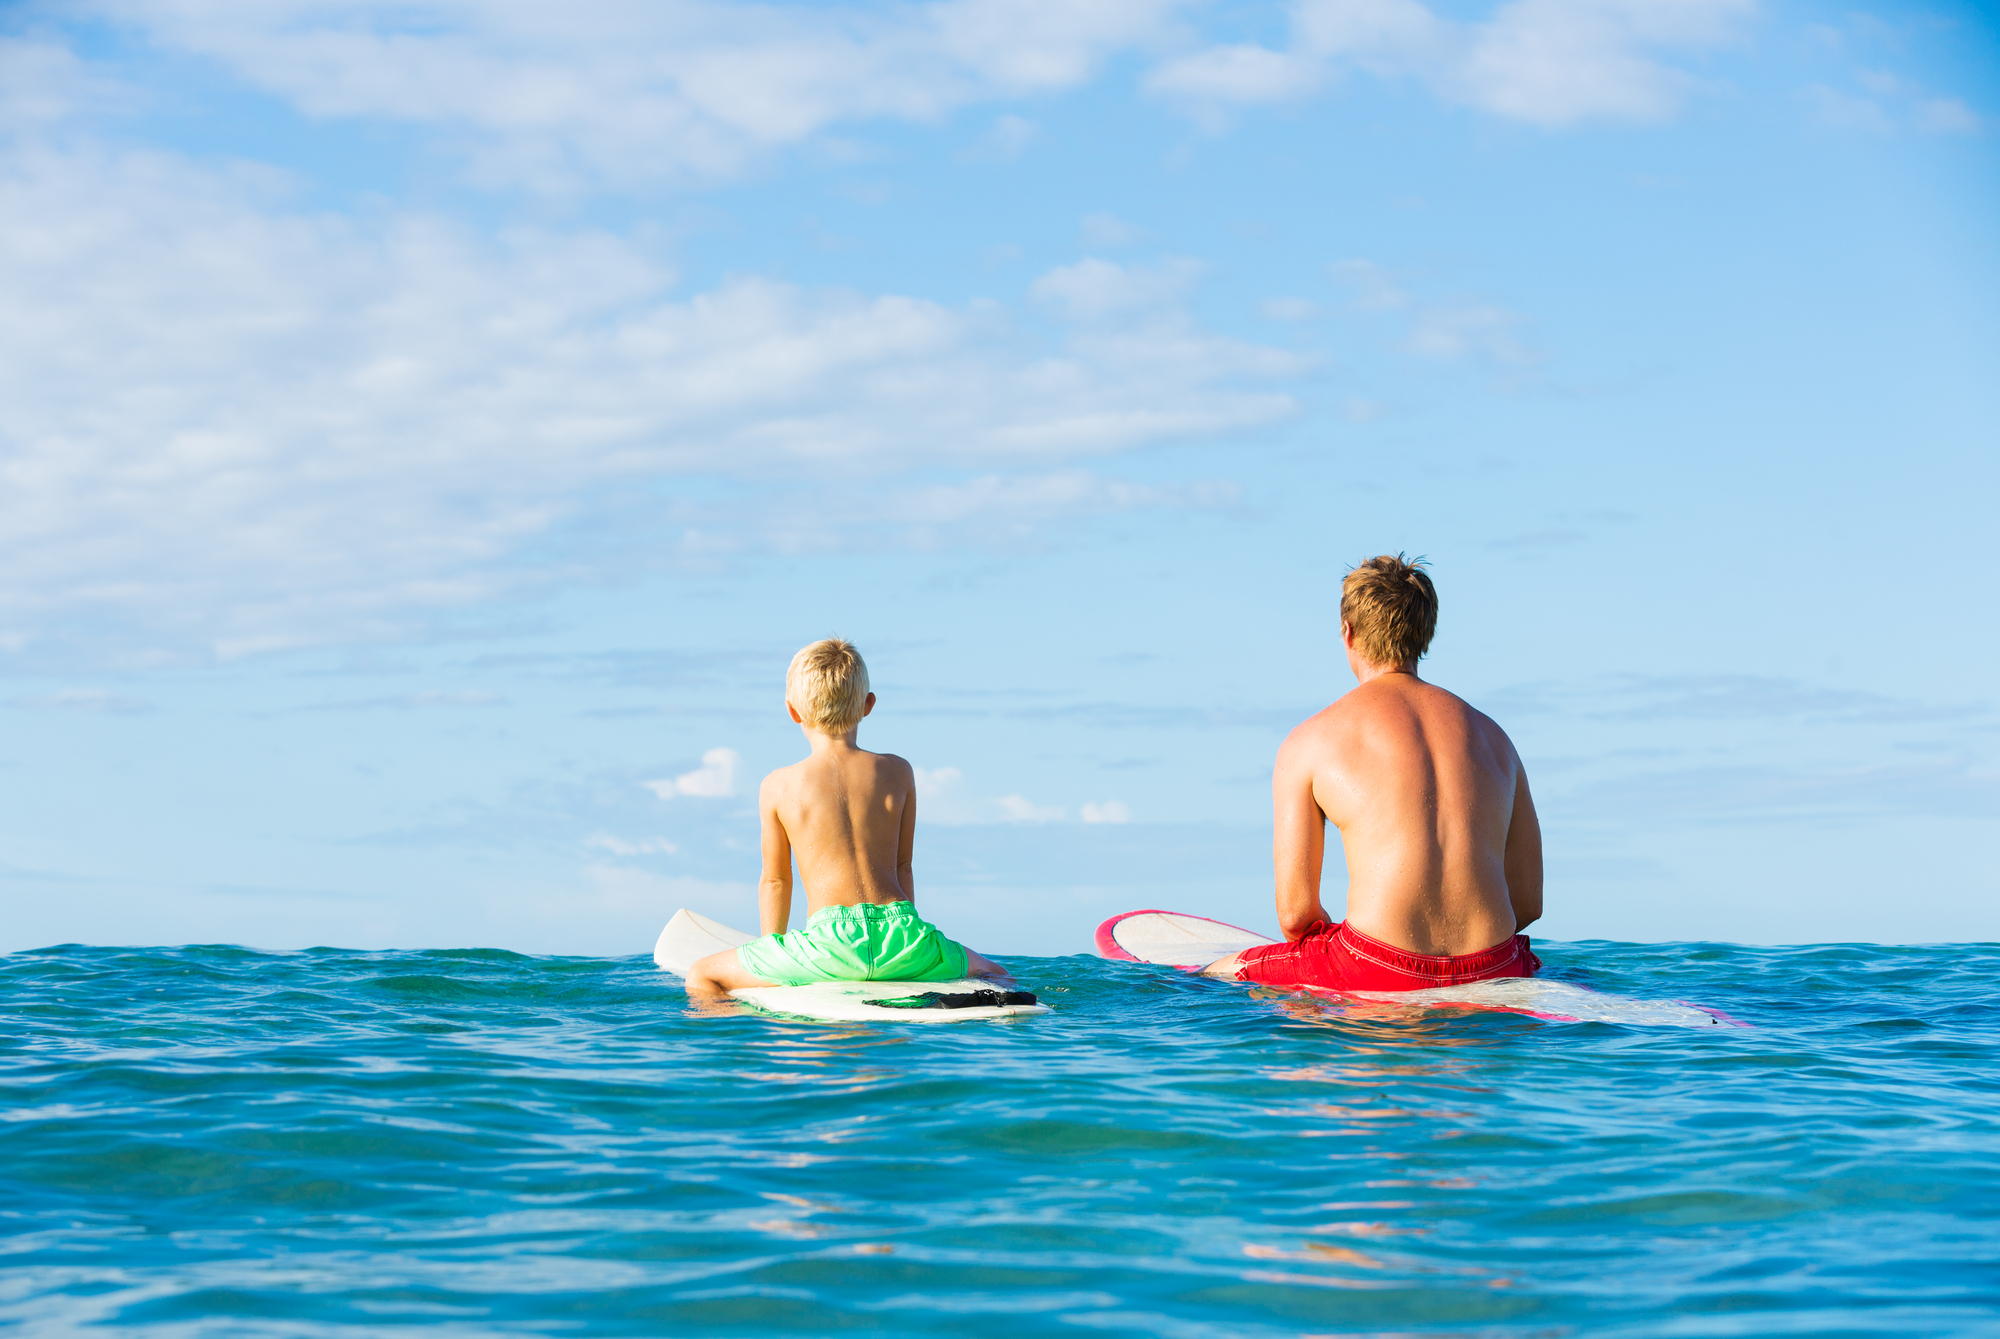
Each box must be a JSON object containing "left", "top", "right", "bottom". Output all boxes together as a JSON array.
[{"left": 736, "top": 901, "right": 971, "bottom": 985}]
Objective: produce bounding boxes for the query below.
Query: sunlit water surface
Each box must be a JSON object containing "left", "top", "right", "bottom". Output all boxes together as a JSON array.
[{"left": 4, "top": 943, "right": 1998, "bottom": 1336}]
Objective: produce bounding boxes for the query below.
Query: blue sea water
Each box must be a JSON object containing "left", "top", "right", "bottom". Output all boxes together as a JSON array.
[{"left": 4, "top": 942, "right": 1999, "bottom": 1337}]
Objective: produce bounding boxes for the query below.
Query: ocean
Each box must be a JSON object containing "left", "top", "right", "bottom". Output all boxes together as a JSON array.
[{"left": 4, "top": 941, "right": 1997, "bottom": 1336}]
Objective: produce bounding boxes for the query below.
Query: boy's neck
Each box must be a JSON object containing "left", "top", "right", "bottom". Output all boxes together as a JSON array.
[{"left": 803, "top": 726, "right": 863, "bottom": 754}]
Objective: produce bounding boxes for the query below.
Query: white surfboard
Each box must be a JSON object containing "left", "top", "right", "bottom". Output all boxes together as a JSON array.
[
  {"left": 1095, "top": 909, "right": 1745, "bottom": 1029},
  {"left": 652, "top": 908, "right": 1048, "bottom": 1022},
  {"left": 654, "top": 908, "right": 756, "bottom": 974}
]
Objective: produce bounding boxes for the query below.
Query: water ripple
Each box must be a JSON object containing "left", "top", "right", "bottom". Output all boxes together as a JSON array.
[{"left": 3, "top": 942, "right": 1997, "bottom": 1335}]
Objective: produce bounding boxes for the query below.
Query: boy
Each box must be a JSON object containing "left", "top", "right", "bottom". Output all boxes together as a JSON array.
[{"left": 683, "top": 638, "right": 1009, "bottom": 999}]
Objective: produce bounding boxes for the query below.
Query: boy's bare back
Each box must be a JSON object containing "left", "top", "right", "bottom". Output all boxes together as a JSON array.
[{"left": 759, "top": 743, "right": 916, "bottom": 929}]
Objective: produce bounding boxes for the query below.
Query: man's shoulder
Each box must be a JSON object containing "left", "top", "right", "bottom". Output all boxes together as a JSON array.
[
  {"left": 1398, "top": 680, "right": 1518, "bottom": 760},
  {"left": 1284, "top": 678, "right": 1498, "bottom": 749},
  {"left": 1277, "top": 698, "right": 1355, "bottom": 767}
]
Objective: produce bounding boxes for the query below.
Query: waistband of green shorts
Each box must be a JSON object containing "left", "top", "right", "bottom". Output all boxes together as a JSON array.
[{"left": 803, "top": 900, "right": 919, "bottom": 926}]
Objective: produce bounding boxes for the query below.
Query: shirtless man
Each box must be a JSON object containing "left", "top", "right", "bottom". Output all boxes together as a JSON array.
[
  {"left": 1204, "top": 555, "right": 1543, "bottom": 991},
  {"left": 683, "top": 638, "right": 1009, "bottom": 1000}
]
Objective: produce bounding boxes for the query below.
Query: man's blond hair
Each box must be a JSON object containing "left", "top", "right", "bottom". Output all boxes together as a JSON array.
[
  {"left": 1341, "top": 554, "right": 1438, "bottom": 668},
  {"left": 786, "top": 638, "right": 871, "bottom": 731}
]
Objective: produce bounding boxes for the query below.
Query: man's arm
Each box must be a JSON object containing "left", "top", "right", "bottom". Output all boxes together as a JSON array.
[
  {"left": 1503, "top": 763, "right": 1543, "bottom": 932},
  {"left": 758, "top": 775, "right": 794, "bottom": 935},
  {"left": 1272, "top": 731, "right": 1330, "bottom": 940}
]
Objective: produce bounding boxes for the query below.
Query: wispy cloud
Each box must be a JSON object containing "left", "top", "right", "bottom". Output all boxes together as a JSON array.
[
  {"left": 8, "top": 687, "right": 153, "bottom": 713},
  {"left": 0, "top": 143, "right": 1296, "bottom": 661},
  {"left": 1329, "top": 258, "right": 1540, "bottom": 372},
  {"left": 677, "top": 469, "right": 1244, "bottom": 557},
  {"left": 0, "top": 38, "right": 129, "bottom": 131},
  {"left": 1575, "top": 757, "right": 2000, "bottom": 825},
  {"left": 96, "top": 0, "right": 1188, "bottom": 188},
  {"left": 585, "top": 833, "right": 681, "bottom": 856},
  {"left": 296, "top": 690, "right": 506, "bottom": 712},
  {"left": 1796, "top": 16, "right": 1989, "bottom": 138},
  {"left": 916, "top": 764, "right": 1066, "bottom": 824},
  {"left": 1487, "top": 674, "right": 1988, "bottom": 726},
  {"left": 1150, "top": 0, "right": 1751, "bottom": 127}
]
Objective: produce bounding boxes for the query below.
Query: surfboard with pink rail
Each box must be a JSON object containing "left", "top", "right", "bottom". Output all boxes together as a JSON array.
[{"left": 1095, "top": 909, "right": 1746, "bottom": 1028}]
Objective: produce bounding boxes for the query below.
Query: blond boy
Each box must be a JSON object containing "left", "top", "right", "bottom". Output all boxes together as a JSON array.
[{"left": 683, "top": 639, "right": 1009, "bottom": 999}]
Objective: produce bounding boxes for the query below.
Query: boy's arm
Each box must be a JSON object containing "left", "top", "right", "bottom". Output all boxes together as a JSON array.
[
  {"left": 895, "top": 761, "right": 917, "bottom": 900},
  {"left": 758, "top": 774, "right": 794, "bottom": 936}
]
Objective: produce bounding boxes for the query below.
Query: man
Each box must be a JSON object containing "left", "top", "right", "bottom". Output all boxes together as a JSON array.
[{"left": 1204, "top": 555, "right": 1543, "bottom": 990}]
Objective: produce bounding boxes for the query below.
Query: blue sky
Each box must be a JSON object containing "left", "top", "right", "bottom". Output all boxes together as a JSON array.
[{"left": 1, "top": 0, "right": 1995, "bottom": 956}]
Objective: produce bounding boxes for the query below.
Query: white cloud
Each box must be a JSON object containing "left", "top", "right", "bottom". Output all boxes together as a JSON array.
[
  {"left": 1259, "top": 297, "right": 1320, "bottom": 321},
  {"left": 0, "top": 143, "right": 1296, "bottom": 660},
  {"left": 586, "top": 833, "right": 681, "bottom": 856},
  {"left": 1149, "top": 42, "right": 1326, "bottom": 104},
  {"left": 977, "top": 112, "right": 1039, "bottom": 159},
  {"left": 705, "top": 469, "right": 1242, "bottom": 555},
  {"left": 1331, "top": 258, "right": 1538, "bottom": 371},
  {"left": 0, "top": 39, "right": 126, "bottom": 132},
  {"left": 1080, "top": 799, "right": 1131, "bottom": 823},
  {"left": 1915, "top": 98, "right": 1981, "bottom": 135},
  {"left": 1031, "top": 256, "right": 1203, "bottom": 320},
  {"left": 997, "top": 793, "right": 1066, "bottom": 822},
  {"left": 8, "top": 687, "right": 153, "bottom": 713},
  {"left": 644, "top": 746, "right": 741, "bottom": 799},
  {"left": 1407, "top": 304, "right": 1534, "bottom": 365},
  {"left": 95, "top": 0, "right": 1187, "bottom": 187},
  {"left": 1150, "top": 0, "right": 1751, "bottom": 127},
  {"left": 1079, "top": 211, "right": 1141, "bottom": 246},
  {"left": 916, "top": 765, "right": 1065, "bottom": 824},
  {"left": 1805, "top": 82, "right": 1984, "bottom": 137},
  {"left": 299, "top": 689, "right": 506, "bottom": 711},
  {"left": 1804, "top": 84, "right": 1892, "bottom": 133},
  {"left": 914, "top": 765, "right": 979, "bottom": 823},
  {"left": 1328, "top": 258, "right": 1410, "bottom": 311},
  {"left": 580, "top": 865, "right": 754, "bottom": 929}
]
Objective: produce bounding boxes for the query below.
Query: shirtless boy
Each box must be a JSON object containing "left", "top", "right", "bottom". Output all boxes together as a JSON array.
[
  {"left": 1205, "top": 555, "right": 1544, "bottom": 991},
  {"left": 683, "top": 639, "right": 1009, "bottom": 1000}
]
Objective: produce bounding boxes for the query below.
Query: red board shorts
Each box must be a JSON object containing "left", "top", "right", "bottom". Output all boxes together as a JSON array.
[{"left": 1231, "top": 920, "right": 1541, "bottom": 993}]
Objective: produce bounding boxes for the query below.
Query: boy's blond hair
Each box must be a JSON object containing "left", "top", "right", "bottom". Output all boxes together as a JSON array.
[
  {"left": 1340, "top": 554, "right": 1438, "bottom": 667},
  {"left": 786, "top": 638, "right": 871, "bottom": 731}
]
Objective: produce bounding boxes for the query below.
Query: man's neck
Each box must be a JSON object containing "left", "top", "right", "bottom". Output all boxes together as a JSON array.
[{"left": 1349, "top": 659, "right": 1420, "bottom": 686}]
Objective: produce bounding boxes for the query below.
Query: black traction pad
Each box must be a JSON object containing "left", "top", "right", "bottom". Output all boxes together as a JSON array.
[{"left": 865, "top": 989, "right": 1040, "bottom": 1010}]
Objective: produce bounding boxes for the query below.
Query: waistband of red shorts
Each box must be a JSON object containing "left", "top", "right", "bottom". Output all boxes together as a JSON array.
[{"left": 1328, "top": 921, "right": 1528, "bottom": 979}]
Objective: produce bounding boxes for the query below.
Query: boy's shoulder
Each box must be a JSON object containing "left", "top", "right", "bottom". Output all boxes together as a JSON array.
[
  {"left": 760, "top": 750, "right": 914, "bottom": 792},
  {"left": 758, "top": 756, "right": 809, "bottom": 797}
]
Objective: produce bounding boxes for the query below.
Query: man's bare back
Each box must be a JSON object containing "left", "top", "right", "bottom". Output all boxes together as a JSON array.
[
  {"left": 1205, "top": 555, "right": 1542, "bottom": 987},
  {"left": 1270, "top": 670, "right": 1540, "bottom": 956}
]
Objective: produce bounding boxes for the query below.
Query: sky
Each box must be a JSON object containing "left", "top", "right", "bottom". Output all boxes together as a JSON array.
[{"left": 1, "top": 0, "right": 1996, "bottom": 957}]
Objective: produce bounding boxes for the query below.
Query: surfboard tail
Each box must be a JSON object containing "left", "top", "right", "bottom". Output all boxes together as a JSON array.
[{"left": 653, "top": 908, "right": 756, "bottom": 975}]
